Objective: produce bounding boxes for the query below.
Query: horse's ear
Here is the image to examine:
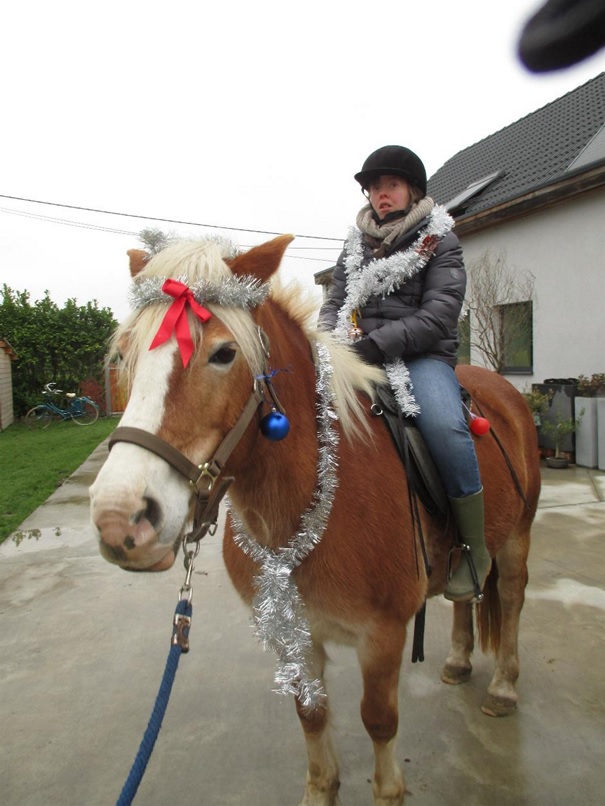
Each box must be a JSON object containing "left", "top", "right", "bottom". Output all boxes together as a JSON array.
[
  {"left": 228, "top": 234, "right": 294, "bottom": 282},
  {"left": 127, "top": 249, "right": 150, "bottom": 278}
]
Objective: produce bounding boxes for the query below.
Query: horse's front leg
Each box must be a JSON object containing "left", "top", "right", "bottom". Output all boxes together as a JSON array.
[
  {"left": 357, "top": 622, "right": 406, "bottom": 805},
  {"left": 295, "top": 641, "right": 340, "bottom": 806}
]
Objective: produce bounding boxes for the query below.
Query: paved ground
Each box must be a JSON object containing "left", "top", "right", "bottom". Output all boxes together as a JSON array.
[{"left": 1, "top": 440, "right": 604, "bottom": 806}]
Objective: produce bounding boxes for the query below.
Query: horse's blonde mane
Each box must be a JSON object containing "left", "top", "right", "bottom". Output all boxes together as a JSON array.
[
  {"left": 269, "top": 275, "right": 320, "bottom": 333},
  {"left": 313, "top": 330, "right": 385, "bottom": 440},
  {"left": 112, "top": 238, "right": 384, "bottom": 439},
  {"left": 266, "top": 277, "right": 385, "bottom": 440}
]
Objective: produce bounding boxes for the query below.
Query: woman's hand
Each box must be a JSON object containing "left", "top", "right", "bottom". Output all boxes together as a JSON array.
[{"left": 353, "top": 337, "right": 384, "bottom": 365}]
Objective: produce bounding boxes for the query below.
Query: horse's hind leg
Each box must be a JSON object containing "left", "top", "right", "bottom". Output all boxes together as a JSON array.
[
  {"left": 441, "top": 602, "right": 474, "bottom": 684},
  {"left": 357, "top": 622, "right": 406, "bottom": 805},
  {"left": 482, "top": 533, "right": 529, "bottom": 716},
  {"left": 295, "top": 642, "right": 340, "bottom": 806}
]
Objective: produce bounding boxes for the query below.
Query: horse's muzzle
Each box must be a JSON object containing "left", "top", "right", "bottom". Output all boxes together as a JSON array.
[{"left": 92, "top": 498, "right": 178, "bottom": 572}]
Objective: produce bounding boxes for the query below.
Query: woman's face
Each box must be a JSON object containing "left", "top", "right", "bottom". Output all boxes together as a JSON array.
[{"left": 367, "top": 174, "right": 411, "bottom": 219}]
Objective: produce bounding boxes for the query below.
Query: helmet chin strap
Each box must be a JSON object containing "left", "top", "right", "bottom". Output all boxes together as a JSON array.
[{"left": 373, "top": 206, "right": 412, "bottom": 225}]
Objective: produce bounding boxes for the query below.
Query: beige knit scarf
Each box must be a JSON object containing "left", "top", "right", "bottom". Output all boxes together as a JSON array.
[{"left": 356, "top": 197, "right": 435, "bottom": 257}]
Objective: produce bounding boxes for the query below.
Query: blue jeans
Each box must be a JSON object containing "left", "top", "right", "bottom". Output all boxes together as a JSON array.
[{"left": 406, "top": 358, "right": 481, "bottom": 499}]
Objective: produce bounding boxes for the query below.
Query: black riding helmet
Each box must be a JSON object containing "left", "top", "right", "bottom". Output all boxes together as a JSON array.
[{"left": 354, "top": 145, "right": 427, "bottom": 196}]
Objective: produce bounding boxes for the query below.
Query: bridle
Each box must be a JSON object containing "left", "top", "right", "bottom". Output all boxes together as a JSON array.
[{"left": 107, "top": 328, "right": 283, "bottom": 552}]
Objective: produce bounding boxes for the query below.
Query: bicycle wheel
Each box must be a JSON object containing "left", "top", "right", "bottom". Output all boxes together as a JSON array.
[
  {"left": 70, "top": 398, "right": 99, "bottom": 425},
  {"left": 25, "top": 405, "right": 54, "bottom": 429}
]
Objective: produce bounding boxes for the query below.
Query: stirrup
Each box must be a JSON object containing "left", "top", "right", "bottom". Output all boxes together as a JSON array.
[{"left": 447, "top": 543, "right": 484, "bottom": 604}]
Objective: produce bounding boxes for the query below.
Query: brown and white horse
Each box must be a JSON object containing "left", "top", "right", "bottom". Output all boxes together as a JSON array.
[{"left": 90, "top": 235, "right": 541, "bottom": 805}]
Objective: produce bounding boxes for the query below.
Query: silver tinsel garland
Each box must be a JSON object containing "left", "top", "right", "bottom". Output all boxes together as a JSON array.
[
  {"left": 334, "top": 205, "right": 454, "bottom": 340},
  {"left": 129, "top": 274, "right": 270, "bottom": 311},
  {"left": 385, "top": 360, "right": 421, "bottom": 418},
  {"left": 227, "top": 341, "right": 339, "bottom": 709},
  {"left": 332, "top": 205, "right": 454, "bottom": 418}
]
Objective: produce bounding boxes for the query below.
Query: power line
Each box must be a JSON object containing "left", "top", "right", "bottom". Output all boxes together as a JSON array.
[
  {"left": 0, "top": 193, "right": 343, "bottom": 243},
  {"left": 0, "top": 203, "right": 338, "bottom": 264},
  {"left": 0, "top": 206, "right": 138, "bottom": 237}
]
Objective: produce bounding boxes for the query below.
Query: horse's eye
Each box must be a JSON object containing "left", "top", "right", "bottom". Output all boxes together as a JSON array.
[{"left": 210, "top": 345, "right": 237, "bottom": 365}]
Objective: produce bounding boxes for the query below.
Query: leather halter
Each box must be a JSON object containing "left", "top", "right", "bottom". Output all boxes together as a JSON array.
[{"left": 108, "top": 379, "right": 266, "bottom": 547}]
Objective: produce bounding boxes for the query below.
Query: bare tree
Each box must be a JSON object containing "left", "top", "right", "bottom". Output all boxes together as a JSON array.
[{"left": 463, "top": 250, "right": 535, "bottom": 372}]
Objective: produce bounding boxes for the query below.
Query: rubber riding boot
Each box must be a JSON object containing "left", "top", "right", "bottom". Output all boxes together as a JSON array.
[{"left": 444, "top": 488, "right": 491, "bottom": 603}]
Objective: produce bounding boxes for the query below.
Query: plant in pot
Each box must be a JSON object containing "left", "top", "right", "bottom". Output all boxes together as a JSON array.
[
  {"left": 539, "top": 405, "right": 583, "bottom": 468},
  {"left": 522, "top": 387, "right": 553, "bottom": 427},
  {"left": 576, "top": 373, "right": 605, "bottom": 398}
]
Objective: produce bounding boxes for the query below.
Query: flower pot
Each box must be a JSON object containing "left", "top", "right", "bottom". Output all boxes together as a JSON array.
[
  {"left": 575, "top": 397, "right": 598, "bottom": 468},
  {"left": 545, "top": 456, "right": 570, "bottom": 469}
]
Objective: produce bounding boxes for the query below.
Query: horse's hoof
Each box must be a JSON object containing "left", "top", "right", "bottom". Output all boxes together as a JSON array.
[
  {"left": 300, "top": 782, "right": 341, "bottom": 805},
  {"left": 441, "top": 663, "right": 472, "bottom": 685},
  {"left": 481, "top": 693, "right": 517, "bottom": 717}
]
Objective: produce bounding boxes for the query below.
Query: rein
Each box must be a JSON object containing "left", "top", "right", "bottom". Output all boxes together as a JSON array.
[{"left": 471, "top": 399, "right": 533, "bottom": 511}]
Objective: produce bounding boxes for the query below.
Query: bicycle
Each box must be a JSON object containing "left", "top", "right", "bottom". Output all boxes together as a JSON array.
[{"left": 25, "top": 382, "right": 100, "bottom": 429}]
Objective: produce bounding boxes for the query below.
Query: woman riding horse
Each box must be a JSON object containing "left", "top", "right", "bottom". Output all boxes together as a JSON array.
[{"left": 318, "top": 145, "right": 490, "bottom": 602}]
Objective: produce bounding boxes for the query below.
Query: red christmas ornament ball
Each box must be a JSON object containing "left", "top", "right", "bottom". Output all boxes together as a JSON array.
[{"left": 470, "top": 416, "right": 490, "bottom": 436}]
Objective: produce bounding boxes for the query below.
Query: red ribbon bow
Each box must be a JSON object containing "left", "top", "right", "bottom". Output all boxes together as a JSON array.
[{"left": 149, "top": 279, "right": 212, "bottom": 367}]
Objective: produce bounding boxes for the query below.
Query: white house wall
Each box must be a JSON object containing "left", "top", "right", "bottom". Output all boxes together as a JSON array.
[{"left": 458, "top": 187, "right": 605, "bottom": 391}]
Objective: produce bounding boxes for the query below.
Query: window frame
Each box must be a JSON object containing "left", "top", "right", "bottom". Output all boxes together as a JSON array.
[{"left": 497, "top": 300, "right": 533, "bottom": 374}]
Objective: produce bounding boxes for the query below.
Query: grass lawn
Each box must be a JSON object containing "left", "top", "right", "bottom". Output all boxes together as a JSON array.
[{"left": 0, "top": 416, "right": 117, "bottom": 543}]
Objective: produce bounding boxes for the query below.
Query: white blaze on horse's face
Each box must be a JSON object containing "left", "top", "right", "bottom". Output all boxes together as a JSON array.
[{"left": 90, "top": 339, "right": 191, "bottom": 571}]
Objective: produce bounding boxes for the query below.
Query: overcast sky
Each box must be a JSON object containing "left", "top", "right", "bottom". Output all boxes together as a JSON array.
[{"left": 1, "top": 0, "right": 603, "bottom": 322}]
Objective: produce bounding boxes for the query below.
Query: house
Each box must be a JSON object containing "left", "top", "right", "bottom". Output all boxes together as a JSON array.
[
  {"left": 427, "top": 71, "right": 605, "bottom": 390},
  {"left": 315, "top": 73, "right": 605, "bottom": 393},
  {"left": 0, "top": 339, "right": 17, "bottom": 430}
]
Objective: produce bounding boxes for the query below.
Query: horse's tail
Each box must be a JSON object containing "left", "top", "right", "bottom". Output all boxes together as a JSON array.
[{"left": 477, "top": 559, "right": 501, "bottom": 655}]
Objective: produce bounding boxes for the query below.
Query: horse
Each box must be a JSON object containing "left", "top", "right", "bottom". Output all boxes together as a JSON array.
[{"left": 90, "top": 235, "right": 541, "bottom": 805}]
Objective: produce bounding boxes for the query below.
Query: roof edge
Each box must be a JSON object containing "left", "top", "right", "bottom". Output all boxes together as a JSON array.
[{"left": 451, "top": 162, "right": 605, "bottom": 236}]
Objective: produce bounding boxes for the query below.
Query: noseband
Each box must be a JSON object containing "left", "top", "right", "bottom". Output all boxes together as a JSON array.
[{"left": 109, "top": 374, "right": 265, "bottom": 543}]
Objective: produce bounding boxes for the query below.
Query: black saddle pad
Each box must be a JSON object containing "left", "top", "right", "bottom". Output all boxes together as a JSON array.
[{"left": 372, "top": 384, "right": 448, "bottom": 517}]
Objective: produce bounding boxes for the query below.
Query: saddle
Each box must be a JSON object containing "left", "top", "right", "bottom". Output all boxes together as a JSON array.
[
  {"left": 371, "top": 383, "right": 448, "bottom": 517},
  {"left": 372, "top": 383, "right": 453, "bottom": 664}
]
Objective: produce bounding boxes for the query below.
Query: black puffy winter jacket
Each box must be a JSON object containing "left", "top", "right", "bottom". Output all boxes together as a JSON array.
[{"left": 318, "top": 217, "right": 466, "bottom": 368}]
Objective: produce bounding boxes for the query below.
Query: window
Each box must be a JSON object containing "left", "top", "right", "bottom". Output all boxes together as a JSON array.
[
  {"left": 498, "top": 301, "right": 533, "bottom": 373},
  {"left": 457, "top": 310, "right": 471, "bottom": 364},
  {"left": 445, "top": 170, "right": 505, "bottom": 214}
]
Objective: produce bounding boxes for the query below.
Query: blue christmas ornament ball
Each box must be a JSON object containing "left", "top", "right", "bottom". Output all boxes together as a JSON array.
[{"left": 260, "top": 411, "right": 290, "bottom": 441}]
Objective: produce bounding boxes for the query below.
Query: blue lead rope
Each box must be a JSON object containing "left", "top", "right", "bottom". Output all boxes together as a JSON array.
[{"left": 116, "top": 597, "right": 192, "bottom": 806}]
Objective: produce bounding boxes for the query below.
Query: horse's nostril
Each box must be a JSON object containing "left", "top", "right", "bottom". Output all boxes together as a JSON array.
[
  {"left": 143, "top": 496, "right": 161, "bottom": 529},
  {"left": 131, "top": 497, "right": 161, "bottom": 529},
  {"left": 132, "top": 508, "right": 144, "bottom": 525}
]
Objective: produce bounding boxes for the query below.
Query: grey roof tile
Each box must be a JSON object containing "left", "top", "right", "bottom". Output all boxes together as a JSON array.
[{"left": 427, "top": 72, "right": 605, "bottom": 218}]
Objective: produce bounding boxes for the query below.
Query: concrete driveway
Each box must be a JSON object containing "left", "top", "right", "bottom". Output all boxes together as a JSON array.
[{"left": 1, "top": 441, "right": 604, "bottom": 805}]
